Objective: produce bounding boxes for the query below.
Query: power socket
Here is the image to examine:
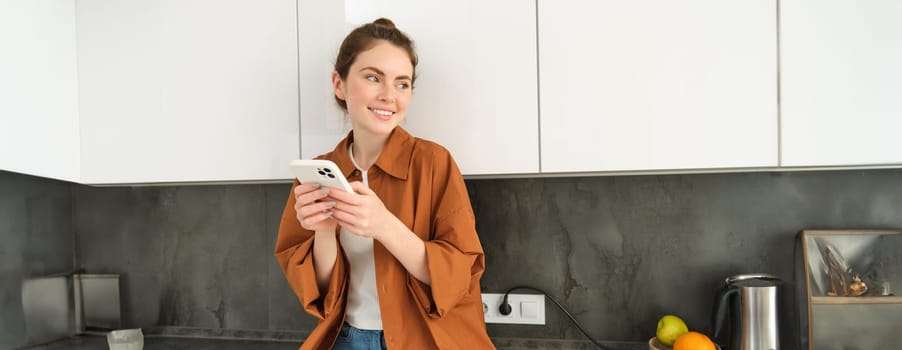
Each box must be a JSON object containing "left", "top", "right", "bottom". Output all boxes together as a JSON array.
[{"left": 481, "top": 293, "right": 545, "bottom": 325}]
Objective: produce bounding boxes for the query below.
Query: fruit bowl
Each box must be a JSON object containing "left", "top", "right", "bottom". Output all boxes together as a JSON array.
[
  {"left": 648, "top": 337, "right": 671, "bottom": 350},
  {"left": 648, "top": 337, "right": 721, "bottom": 350}
]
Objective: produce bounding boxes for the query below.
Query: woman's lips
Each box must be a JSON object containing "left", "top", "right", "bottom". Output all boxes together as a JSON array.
[{"left": 369, "top": 107, "right": 395, "bottom": 121}]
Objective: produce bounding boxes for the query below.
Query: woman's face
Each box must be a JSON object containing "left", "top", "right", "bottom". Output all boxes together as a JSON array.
[{"left": 333, "top": 40, "right": 414, "bottom": 138}]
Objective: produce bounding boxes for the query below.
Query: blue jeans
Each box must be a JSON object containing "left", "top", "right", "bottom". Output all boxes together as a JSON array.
[{"left": 332, "top": 323, "right": 387, "bottom": 350}]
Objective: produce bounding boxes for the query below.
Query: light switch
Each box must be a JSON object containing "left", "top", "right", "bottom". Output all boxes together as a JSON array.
[{"left": 521, "top": 301, "right": 537, "bottom": 318}]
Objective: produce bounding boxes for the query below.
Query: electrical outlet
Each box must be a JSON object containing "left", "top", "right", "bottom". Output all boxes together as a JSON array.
[{"left": 481, "top": 293, "right": 545, "bottom": 325}]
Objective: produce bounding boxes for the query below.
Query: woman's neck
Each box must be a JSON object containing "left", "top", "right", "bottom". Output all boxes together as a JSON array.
[{"left": 350, "top": 129, "right": 389, "bottom": 171}]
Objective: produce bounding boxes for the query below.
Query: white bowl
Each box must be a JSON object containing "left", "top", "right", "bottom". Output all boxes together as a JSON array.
[{"left": 107, "top": 328, "right": 143, "bottom": 350}]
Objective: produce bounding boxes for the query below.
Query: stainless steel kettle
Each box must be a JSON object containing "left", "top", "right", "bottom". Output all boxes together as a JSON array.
[{"left": 712, "top": 274, "right": 781, "bottom": 350}]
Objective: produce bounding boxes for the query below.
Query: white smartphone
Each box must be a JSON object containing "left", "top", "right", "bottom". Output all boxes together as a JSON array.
[{"left": 289, "top": 159, "right": 354, "bottom": 192}]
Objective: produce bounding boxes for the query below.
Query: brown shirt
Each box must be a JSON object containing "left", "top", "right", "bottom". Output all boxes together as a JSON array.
[{"left": 275, "top": 127, "right": 495, "bottom": 350}]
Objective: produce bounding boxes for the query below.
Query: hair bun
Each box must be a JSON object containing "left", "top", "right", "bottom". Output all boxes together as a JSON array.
[{"left": 372, "top": 18, "right": 396, "bottom": 29}]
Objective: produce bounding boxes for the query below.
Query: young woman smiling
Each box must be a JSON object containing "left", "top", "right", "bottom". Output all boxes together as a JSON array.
[{"left": 275, "top": 18, "right": 495, "bottom": 350}]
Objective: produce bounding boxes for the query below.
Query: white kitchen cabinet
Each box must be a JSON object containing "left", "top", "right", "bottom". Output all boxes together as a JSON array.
[
  {"left": 76, "top": 0, "right": 299, "bottom": 184},
  {"left": 780, "top": 0, "right": 902, "bottom": 167},
  {"left": 0, "top": 0, "right": 80, "bottom": 182},
  {"left": 538, "top": 0, "right": 778, "bottom": 173},
  {"left": 297, "top": 0, "right": 539, "bottom": 175}
]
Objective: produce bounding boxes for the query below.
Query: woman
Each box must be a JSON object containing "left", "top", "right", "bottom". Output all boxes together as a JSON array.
[{"left": 275, "top": 18, "right": 495, "bottom": 350}]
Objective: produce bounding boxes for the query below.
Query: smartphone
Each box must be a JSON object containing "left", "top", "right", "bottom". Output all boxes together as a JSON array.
[{"left": 290, "top": 159, "right": 354, "bottom": 192}]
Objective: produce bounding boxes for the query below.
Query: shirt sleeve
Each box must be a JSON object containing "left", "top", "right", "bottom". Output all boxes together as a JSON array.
[
  {"left": 407, "top": 149, "right": 486, "bottom": 318},
  {"left": 274, "top": 180, "right": 348, "bottom": 320}
]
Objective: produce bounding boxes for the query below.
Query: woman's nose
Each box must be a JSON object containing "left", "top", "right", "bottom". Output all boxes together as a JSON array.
[{"left": 378, "top": 82, "right": 398, "bottom": 102}]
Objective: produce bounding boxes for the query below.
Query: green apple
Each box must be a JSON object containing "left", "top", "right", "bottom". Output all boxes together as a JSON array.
[{"left": 656, "top": 314, "right": 689, "bottom": 346}]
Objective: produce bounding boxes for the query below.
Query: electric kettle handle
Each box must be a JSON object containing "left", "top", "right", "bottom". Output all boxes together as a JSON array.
[
  {"left": 725, "top": 273, "right": 780, "bottom": 284},
  {"left": 711, "top": 284, "right": 737, "bottom": 344}
]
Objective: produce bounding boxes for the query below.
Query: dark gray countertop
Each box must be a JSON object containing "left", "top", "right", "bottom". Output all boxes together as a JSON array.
[
  {"left": 24, "top": 335, "right": 649, "bottom": 350},
  {"left": 23, "top": 335, "right": 298, "bottom": 350}
]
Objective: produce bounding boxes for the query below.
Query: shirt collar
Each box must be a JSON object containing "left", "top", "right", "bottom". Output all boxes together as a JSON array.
[{"left": 328, "top": 127, "right": 414, "bottom": 180}]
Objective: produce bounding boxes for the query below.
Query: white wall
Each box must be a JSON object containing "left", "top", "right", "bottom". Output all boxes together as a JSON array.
[
  {"left": 0, "top": 0, "right": 80, "bottom": 182},
  {"left": 76, "top": 0, "right": 300, "bottom": 184}
]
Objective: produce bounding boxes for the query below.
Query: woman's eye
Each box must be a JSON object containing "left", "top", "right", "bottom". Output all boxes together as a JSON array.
[
  {"left": 366, "top": 75, "right": 379, "bottom": 82},
  {"left": 397, "top": 82, "right": 410, "bottom": 90}
]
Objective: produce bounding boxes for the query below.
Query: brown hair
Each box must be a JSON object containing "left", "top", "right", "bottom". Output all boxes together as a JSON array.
[{"left": 333, "top": 18, "right": 418, "bottom": 111}]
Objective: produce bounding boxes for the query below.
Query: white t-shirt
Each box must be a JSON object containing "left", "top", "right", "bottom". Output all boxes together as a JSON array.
[{"left": 340, "top": 145, "right": 382, "bottom": 330}]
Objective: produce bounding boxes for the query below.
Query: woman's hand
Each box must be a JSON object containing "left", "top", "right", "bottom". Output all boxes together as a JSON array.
[
  {"left": 331, "top": 182, "right": 430, "bottom": 284},
  {"left": 293, "top": 183, "right": 338, "bottom": 232},
  {"left": 329, "top": 181, "right": 400, "bottom": 241}
]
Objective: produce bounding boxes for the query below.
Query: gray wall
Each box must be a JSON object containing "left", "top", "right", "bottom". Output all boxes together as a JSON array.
[
  {"left": 72, "top": 184, "right": 314, "bottom": 333},
  {"left": 471, "top": 170, "right": 901, "bottom": 347},
  {"left": 0, "top": 171, "right": 74, "bottom": 349},
  {"left": 68, "top": 169, "right": 902, "bottom": 345}
]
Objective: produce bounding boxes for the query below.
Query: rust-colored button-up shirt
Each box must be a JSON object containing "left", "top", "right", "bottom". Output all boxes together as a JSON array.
[{"left": 275, "top": 127, "right": 495, "bottom": 349}]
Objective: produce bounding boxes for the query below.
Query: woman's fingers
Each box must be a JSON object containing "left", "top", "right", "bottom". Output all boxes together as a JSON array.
[
  {"left": 300, "top": 210, "right": 334, "bottom": 230},
  {"left": 328, "top": 182, "right": 391, "bottom": 239},
  {"left": 349, "top": 181, "right": 373, "bottom": 195},
  {"left": 298, "top": 200, "right": 336, "bottom": 218},
  {"left": 293, "top": 182, "right": 320, "bottom": 196},
  {"left": 294, "top": 183, "right": 331, "bottom": 206},
  {"left": 292, "top": 183, "right": 340, "bottom": 231},
  {"left": 327, "top": 185, "right": 361, "bottom": 205},
  {"left": 331, "top": 209, "right": 362, "bottom": 234}
]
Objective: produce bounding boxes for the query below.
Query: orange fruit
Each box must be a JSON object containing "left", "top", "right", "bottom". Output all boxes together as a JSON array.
[{"left": 673, "top": 331, "right": 716, "bottom": 350}]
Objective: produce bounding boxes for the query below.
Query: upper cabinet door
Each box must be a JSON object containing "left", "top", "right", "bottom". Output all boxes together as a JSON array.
[
  {"left": 781, "top": 0, "right": 902, "bottom": 167},
  {"left": 0, "top": 0, "right": 80, "bottom": 182},
  {"left": 538, "top": 0, "right": 778, "bottom": 173},
  {"left": 298, "top": 0, "right": 539, "bottom": 175},
  {"left": 77, "top": 0, "right": 299, "bottom": 184}
]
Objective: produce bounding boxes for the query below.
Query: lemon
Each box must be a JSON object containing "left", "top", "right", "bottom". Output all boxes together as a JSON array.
[{"left": 656, "top": 314, "right": 689, "bottom": 346}]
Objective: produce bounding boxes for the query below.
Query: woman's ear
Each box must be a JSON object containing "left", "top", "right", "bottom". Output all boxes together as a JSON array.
[{"left": 332, "top": 71, "right": 346, "bottom": 101}]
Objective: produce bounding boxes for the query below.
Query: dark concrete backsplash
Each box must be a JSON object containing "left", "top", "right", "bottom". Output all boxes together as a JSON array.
[
  {"left": 3, "top": 168, "right": 902, "bottom": 346},
  {"left": 0, "top": 171, "right": 74, "bottom": 349},
  {"left": 70, "top": 184, "right": 314, "bottom": 333}
]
